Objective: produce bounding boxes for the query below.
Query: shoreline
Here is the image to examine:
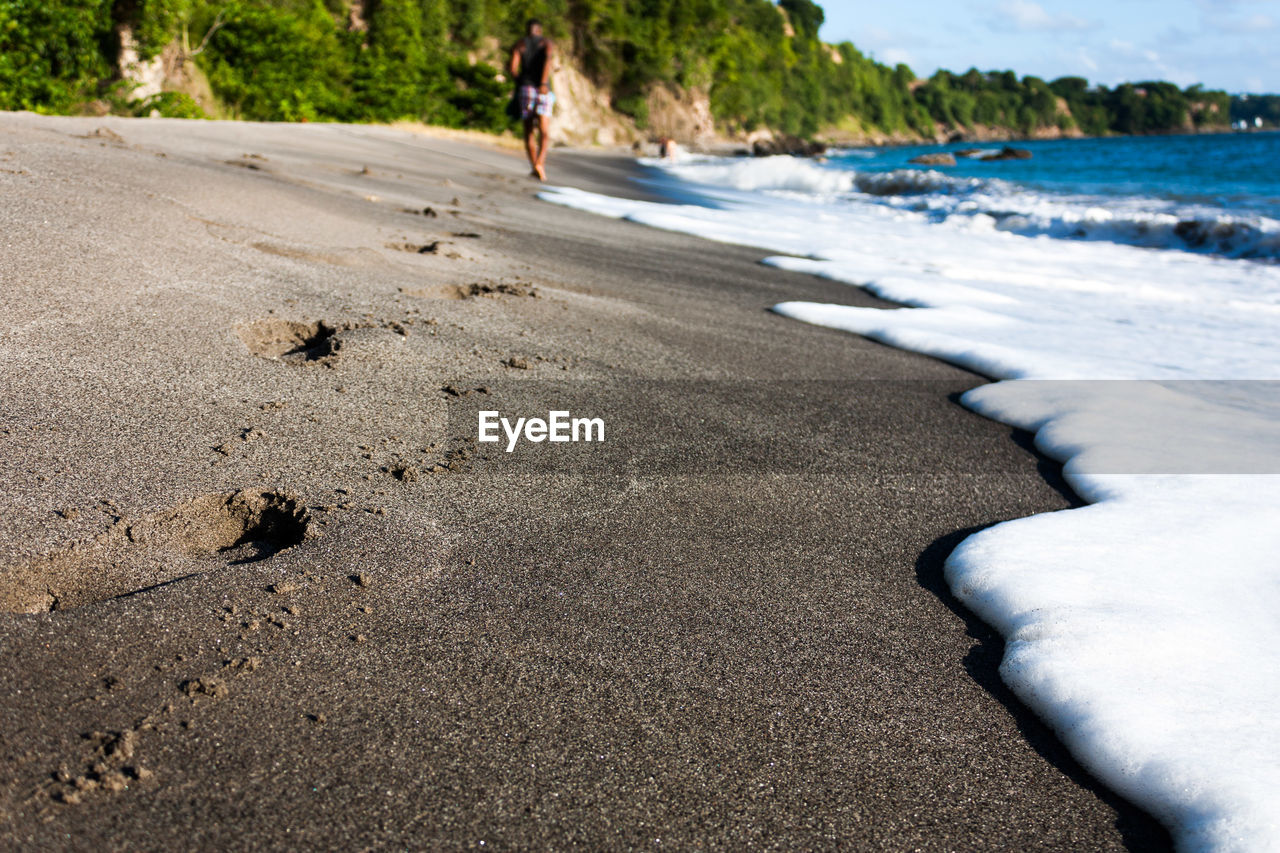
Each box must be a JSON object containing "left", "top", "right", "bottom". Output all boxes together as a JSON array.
[{"left": 0, "top": 113, "right": 1168, "bottom": 848}]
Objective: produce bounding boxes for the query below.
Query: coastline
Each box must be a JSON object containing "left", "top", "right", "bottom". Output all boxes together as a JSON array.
[{"left": 0, "top": 113, "right": 1168, "bottom": 848}]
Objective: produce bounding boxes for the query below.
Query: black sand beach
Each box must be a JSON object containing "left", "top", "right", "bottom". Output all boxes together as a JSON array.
[{"left": 0, "top": 114, "right": 1169, "bottom": 849}]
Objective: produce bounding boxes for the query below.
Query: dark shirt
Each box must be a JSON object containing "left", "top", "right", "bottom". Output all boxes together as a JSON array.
[{"left": 516, "top": 36, "right": 548, "bottom": 88}]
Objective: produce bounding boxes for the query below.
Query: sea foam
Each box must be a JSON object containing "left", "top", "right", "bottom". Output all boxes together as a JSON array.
[{"left": 542, "top": 154, "right": 1280, "bottom": 851}]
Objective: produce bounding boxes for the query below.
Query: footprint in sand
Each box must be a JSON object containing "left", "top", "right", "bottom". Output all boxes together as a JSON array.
[
  {"left": 237, "top": 317, "right": 414, "bottom": 367},
  {"left": 75, "top": 127, "right": 126, "bottom": 146},
  {"left": 385, "top": 241, "right": 443, "bottom": 255},
  {"left": 224, "top": 153, "right": 269, "bottom": 171},
  {"left": 0, "top": 491, "right": 310, "bottom": 613},
  {"left": 384, "top": 236, "right": 473, "bottom": 260},
  {"left": 237, "top": 319, "right": 342, "bottom": 365},
  {"left": 401, "top": 281, "right": 540, "bottom": 300},
  {"left": 250, "top": 242, "right": 381, "bottom": 267}
]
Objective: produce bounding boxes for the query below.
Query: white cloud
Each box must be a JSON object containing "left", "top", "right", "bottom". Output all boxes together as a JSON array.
[{"left": 989, "top": 0, "right": 1098, "bottom": 32}]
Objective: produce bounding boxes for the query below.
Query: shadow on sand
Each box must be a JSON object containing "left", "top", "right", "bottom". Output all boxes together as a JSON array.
[{"left": 915, "top": 427, "right": 1173, "bottom": 852}]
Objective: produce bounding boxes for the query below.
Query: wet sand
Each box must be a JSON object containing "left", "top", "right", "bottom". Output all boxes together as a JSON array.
[{"left": 0, "top": 114, "right": 1168, "bottom": 849}]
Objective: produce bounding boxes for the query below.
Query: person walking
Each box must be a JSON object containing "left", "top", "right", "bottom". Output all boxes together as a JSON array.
[{"left": 509, "top": 19, "right": 555, "bottom": 181}]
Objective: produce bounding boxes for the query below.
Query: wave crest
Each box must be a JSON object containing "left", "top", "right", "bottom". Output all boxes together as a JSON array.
[
  {"left": 980, "top": 208, "right": 1280, "bottom": 260},
  {"left": 853, "top": 169, "right": 984, "bottom": 197},
  {"left": 662, "top": 155, "right": 854, "bottom": 195}
]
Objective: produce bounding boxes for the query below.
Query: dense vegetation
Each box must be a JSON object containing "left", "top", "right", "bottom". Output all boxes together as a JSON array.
[
  {"left": 1232, "top": 94, "right": 1280, "bottom": 128},
  {"left": 0, "top": 0, "right": 1248, "bottom": 139},
  {"left": 0, "top": 0, "right": 114, "bottom": 113},
  {"left": 912, "top": 70, "right": 1231, "bottom": 136}
]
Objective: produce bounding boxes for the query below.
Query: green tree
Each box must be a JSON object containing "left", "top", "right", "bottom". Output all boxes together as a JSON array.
[
  {"left": 779, "top": 0, "right": 822, "bottom": 37},
  {"left": 0, "top": 0, "right": 114, "bottom": 111},
  {"left": 198, "top": 0, "right": 349, "bottom": 121}
]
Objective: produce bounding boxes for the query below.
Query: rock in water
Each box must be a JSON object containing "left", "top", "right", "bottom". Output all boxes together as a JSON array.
[
  {"left": 980, "top": 146, "right": 1033, "bottom": 161},
  {"left": 909, "top": 153, "right": 957, "bottom": 166},
  {"left": 751, "top": 135, "right": 827, "bottom": 158}
]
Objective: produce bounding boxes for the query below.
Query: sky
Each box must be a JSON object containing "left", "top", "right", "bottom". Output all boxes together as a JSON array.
[{"left": 817, "top": 0, "right": 1280, "bottom": 93}]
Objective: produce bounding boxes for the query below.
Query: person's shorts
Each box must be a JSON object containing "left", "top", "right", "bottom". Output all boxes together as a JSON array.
[{"left": 519, "top": 85, "right": 555, "bottom": 120}]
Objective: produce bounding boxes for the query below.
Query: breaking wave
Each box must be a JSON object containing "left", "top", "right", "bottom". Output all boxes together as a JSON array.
[{"left": 649, "top": 153, "right": 1280, "bottom": 260}]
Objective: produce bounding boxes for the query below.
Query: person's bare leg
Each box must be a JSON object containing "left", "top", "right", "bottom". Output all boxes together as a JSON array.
[
  {"left": 533, "top": 114, "right": 550, "bottom": 181},
  {"left": 523, "top": 118, "right": 539, "bottom": 178}
]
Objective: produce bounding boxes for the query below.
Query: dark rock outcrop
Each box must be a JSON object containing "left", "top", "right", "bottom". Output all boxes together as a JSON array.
[
  {"left": 980, "top": 146, "right": 1033, "bottom": 161},
  {"left": 909, "top": 152, "right": 957, "bottom": 166},
  {"left": 752, "top": 135, "right": 827, "bottom": 158}
]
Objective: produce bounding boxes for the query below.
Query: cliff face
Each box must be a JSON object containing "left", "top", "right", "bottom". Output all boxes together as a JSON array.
[
  {"left": 116, "top": 29, "right": 220, "bottom": 117},
  {"left": 541, "top": 49, "right": 1079, "bottom": 150},
  {"left": 545, "top": 59, "right": 638, "bottom": 147},
  {"left": 642, "top": 84, "right": 717, "bottom": 148},
  {"left": 478, "top": 36, "right": 714, "bottom": 149},
  {"left": 935, "top": 121, "right": 1085, "bottom": 144},
  {"left": 544, "top": 55, "right": 863, "bottom": 151},
  {"left": 547, "top": 76, "right": 716, "bottom": 149}
]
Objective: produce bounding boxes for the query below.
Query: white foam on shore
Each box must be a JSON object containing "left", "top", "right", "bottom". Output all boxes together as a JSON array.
[{"left": 541, "top": 159, "right": 1280, "bottom": 851}]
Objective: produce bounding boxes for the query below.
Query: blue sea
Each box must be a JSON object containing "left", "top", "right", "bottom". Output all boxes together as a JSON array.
[
  {"left": 842, "top": 132, "right": 1280, "bottom": 215},
  {"left": 821, "top": 132, "right": 1280, "bottom": 259}
]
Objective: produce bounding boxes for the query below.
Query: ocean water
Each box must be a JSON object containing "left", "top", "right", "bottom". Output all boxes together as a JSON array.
[
  {"left": 679, "top": 132, "right": 1280, "bottom": 259},
  {"left": 844, "top": 133, "right": 1280, "bottom": 259},
  {"left": 540, "top": 133, "right": 1280, "bottom": 851},
  {"left": 840, "top": 132, "right": 1280, "bottom": 219}
]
